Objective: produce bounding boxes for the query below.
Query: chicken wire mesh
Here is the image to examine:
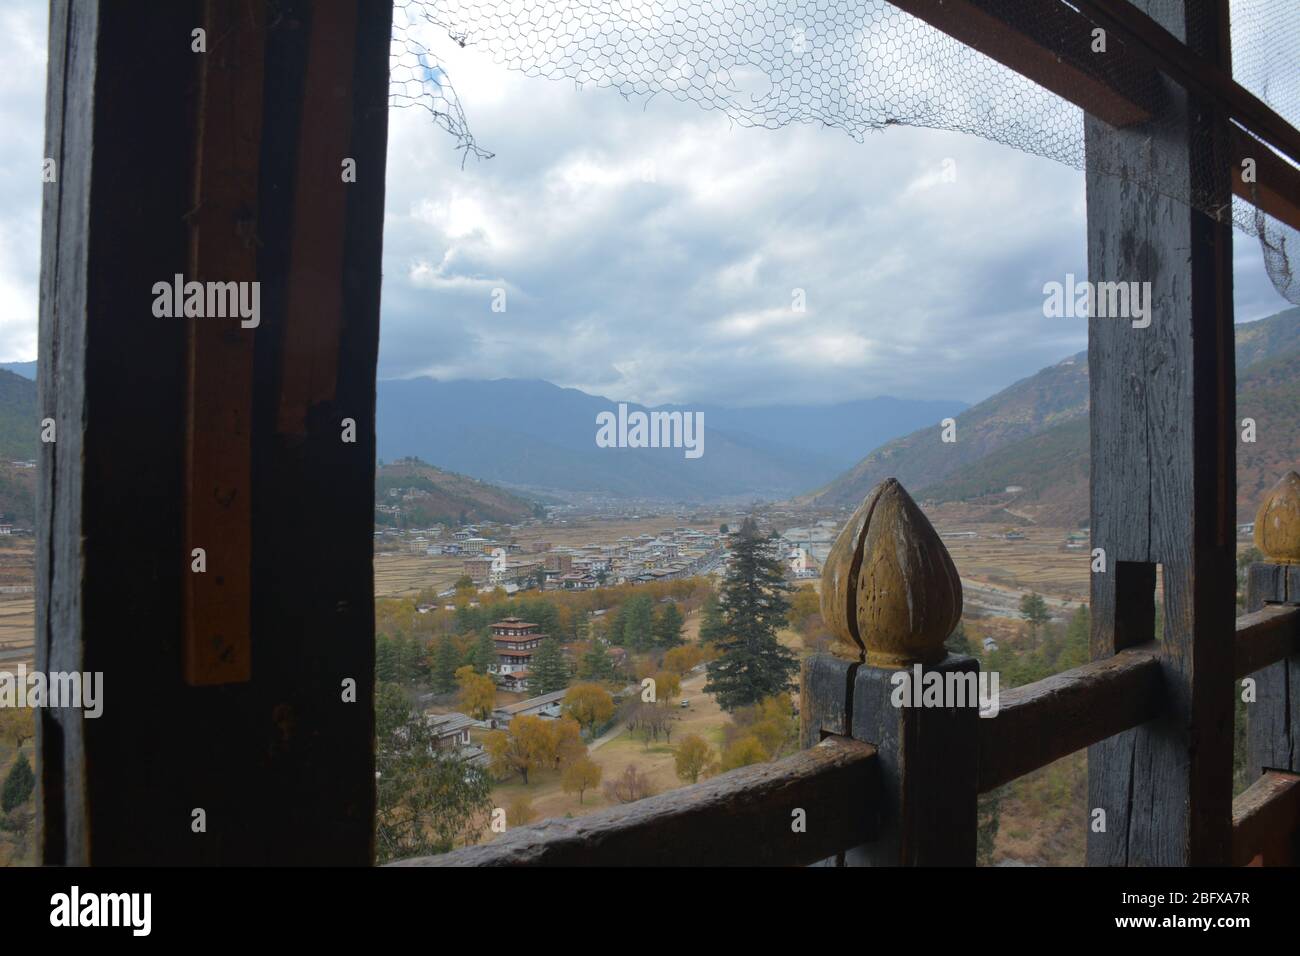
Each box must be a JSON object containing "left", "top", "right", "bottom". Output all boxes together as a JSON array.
[{"left": 390, "top": 0, "right": 1298, "bottom": 303}]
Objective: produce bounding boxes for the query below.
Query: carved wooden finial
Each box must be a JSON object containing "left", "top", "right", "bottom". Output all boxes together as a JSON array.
[
  {"left": 820, "top": 478, "right": 963, "bottom": 668},
  {"left": 1255, "top": 471, "right": 1300, "bottom": 564}
]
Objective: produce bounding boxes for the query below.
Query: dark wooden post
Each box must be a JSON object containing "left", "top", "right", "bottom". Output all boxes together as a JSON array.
[
  {"left": 1085, "top": 0, "right": 1236, "bottom": 865},
  {"left": 1246, "top": 473, "right": 1300, "bottom": 784},
  {"left": 803, "top": 479, "right": 978, "bottom": 865},
  {"left": 36, "top": 0, "right": 391, "bottom": 864}
]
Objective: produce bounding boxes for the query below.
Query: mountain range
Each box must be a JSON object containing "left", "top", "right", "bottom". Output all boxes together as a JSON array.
[
  {"left": 808, "top": 307, "right": 1300, "bottom": 524},
  {"left": 376, "top": 378, "right": 965, "bottom": 502},
  {"left": 3, "top": 307, "right": 1294, "bottom": 520}
]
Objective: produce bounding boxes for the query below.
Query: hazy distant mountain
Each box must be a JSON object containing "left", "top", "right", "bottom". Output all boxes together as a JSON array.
[
  {"left": 0, "top": 369, "right": 38, "bottom": 525},
  {"left": 377, "top": 377, "right": 965, "bottom": 502},
  {"left": 0, "top": 370, "right": 36, "bottom": 461},
  {"left": 801, "top": 352, "right": 1090, "bottom": 508},
  {"left": 0, "top": 362, "right": 35, "bottom": 381},
  {"left": 855, "top": 309, "right": 1300, "bottom": 525}
]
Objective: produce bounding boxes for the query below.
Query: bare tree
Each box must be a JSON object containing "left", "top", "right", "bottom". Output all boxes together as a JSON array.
[{"left": 602, "top": 764, "right": 656, "bottom": 804}]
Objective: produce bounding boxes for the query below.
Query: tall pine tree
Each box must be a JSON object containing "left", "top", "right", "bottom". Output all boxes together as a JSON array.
[
  {"left": 470, "top": 630, "right": 497, "bottom": 675},
  {"left": 704, "top": 518, "right": 798, "bottom": 711},
  {"left": 430, "top": 634, "right": 460, "bottom": 695},
  {"left": 620, "top": 595, "right": 655, "bottom": 651},
  {"left": 653, "top": 602, "right": 685, "bottom": 649},
  {"left": 578, "top": 640, "right": 614, "bottom": 681},
  {"left": 529, "top": 637, "right": 570, "bottom": 695}
]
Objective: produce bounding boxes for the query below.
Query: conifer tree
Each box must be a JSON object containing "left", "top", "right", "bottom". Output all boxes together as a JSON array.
[
  {"left": 431, "top": 634, "right": 460, "bottom": 695},
  {"left": 579, "top": 640, "right": 614, "bottom": 681},
  {"left": 529, "top": 637, "right": 570, "bottom": 695},
  {"left": 620, "top": 595, "right": 656, "bottom": 651},
  {"left": 470, "top": 629, "right": 497, "bottom": 675},
  {"left": 704, "top": 518, "right": 798, "bottom": 711},
  {"left": 653, "top": 601, "right": 685, "bottom": 649},
  {"left": 1, "top": 752, "right": 35, "bottom": 813}
]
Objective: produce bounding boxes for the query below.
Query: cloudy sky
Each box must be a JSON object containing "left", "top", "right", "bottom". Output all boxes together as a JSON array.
[{"left": 0, "top": 1, "right": 1288, "bottom": 408}]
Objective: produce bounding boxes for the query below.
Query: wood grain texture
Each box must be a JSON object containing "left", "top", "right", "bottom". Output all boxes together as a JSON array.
[
  {"left": 1084, "top": 0, "right": 1236, "bottom": 867},
  {"left": 979, "top": 647, "right": 1162, "bottom": 792},
  {"left": 846, "top": 656, "right": 979, "bottom": 866},
  {"left": 1246, "top": 564, "right": 1300, "bottom": 780},
  {"left": 1233, "top": 603, "right": 1300, "bottom": 680},
  {"left": 35, "top": 0, "right": 388, "bottom": 864},
  {"left": 400, "top": 736, "right": 879, "bottom": 867},
  {"left": 800, "top": 653, "right": 856, "bottom": 749},
  {"left": 1231, "top": 770, "right": 1300, "bottom": 866},
  {"left": 888, "top": 0, "right": 1163, "bottom": 127},
  {"left": 36, "top": 0, "right": 102, "bottom": 865},
  {"left": 183, "top": 0, "right": 264, "bottom": 685}
]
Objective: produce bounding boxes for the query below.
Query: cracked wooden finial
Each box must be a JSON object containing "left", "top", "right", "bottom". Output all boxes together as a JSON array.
[
  {"left": 820, "top": 478, "right": 963, "bottom": 668},
  {"left": 1255, "top": 471, "right": 1300, "bottom": 565}
]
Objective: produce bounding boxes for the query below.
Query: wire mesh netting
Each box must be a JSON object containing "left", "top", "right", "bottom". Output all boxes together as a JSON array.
[{"left": 390, "top": 0, "right": 1298, "bottom": 303}]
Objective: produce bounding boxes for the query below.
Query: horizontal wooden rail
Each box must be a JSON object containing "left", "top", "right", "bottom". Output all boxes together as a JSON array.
[
  {"left": 397, "top": 736, "right": 878, "bottom": 867},
  {"left": 1075, "top": 0, "right": 1300, "bottom": 165},
  {"left": 890, "top": 0, "right": 1300, "bottom": 232},
  {"left": 888, "top": 0, "right": 1164, "bottom": 128},
  {"left": 1230, "top": 127, "right": 1300, "bottom": 243},
  {"left": 978, "top": 647, "right": 1163, "bottom": 792},
  {"left": 1232, "top": 771, "right": 1300, "bottom": 866},
  {"left": 1234, "top": 604, "right": 1300, "bottom": 680}
]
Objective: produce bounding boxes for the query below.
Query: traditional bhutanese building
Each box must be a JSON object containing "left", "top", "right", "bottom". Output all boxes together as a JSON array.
[{"left": 489, "top": 617, "right": 546, "bottom": 679}]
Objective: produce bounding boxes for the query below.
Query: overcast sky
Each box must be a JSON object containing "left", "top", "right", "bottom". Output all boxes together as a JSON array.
[{"left": 0, "top": 2, "right": 1287, "bottom": 408}]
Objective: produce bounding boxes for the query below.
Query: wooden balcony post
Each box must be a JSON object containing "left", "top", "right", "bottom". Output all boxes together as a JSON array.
[
  {"left": 803, "top": 479, "right": 978, "bottom": 865},
  {"left": 1246, "top": 472, "right": 1300, "bottom": 783},
  {"left": 36, "top": 0, "right": 391, "bottom": 864},
  {"left": 1084, "top": 0, "right": 1236, "bottom": 867}
]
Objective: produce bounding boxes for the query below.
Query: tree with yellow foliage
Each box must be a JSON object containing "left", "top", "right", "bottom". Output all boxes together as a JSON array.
[
  {"left": 548, "top": 716, "right": 586, "bottom": 769},
  {"left": 561, "top": 755, "right": 603, "bottom": 804},
  {"left": 674, "top": 734, "right": 713, "bottom": 784},
  {"left": 562, "top": 683, "right": 615, "bottom": 736},
  {"left": 652, "top": 670, "right": 681, "bottom": 706},
  {"left": 506, "top": 793, "right": 536, "bottom": 827},
  {"left": 720, "top": 735, "right": 768, "bottom": 771},
  {"left": 484, "top": 714, "right": 553, "bottom": 785},
  {"left": 0, "top": 706, "right": 36, "bottom": 751},
  {"left": 662, "top": 644, "right": 704, "bottom": 676},
  {"left": 455, "top": 665, "right": 496, "bottom": 720}
]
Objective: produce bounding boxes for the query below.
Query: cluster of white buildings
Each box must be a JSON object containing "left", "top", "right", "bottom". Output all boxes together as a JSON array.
[
  {"left": 777, "top": 520, "right": 840, "bottom": 578},
  {"left": 457, "top": 527, "right": 728, "bottom": 593}
]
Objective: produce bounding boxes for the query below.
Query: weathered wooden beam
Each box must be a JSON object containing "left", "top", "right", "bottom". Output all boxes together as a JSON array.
[
  {"left": 978, "top": 647, "right": 1162, "bottom": 793},
  {"left": 183, "top": 0, "right": 264, "bottom": 686},
  {"left": 1230, "top": 127, "right": 1300, "bottom": 237},
  {"left": 1231, "top": 771, "right": 1300, "bottom": 867},
  {"left": 1085, "top": 0, "right": 1236, "bottom": 866},
  {"left": 889, "top": 0, "right": 1300, "bottom": 232},
  {"left": 36, "top": 0, "right": 389, "bottom": 865},
  {"left": 399, "top": 736, "right": 879, "bottom": 867},
  {"left": 888, "top": 0, "right": 1164, "bottom": 128},
  {"left": 1245, "top": 474, "right": 1300, "bottom": 783},
  {"left": 1075, "top": 0, "right": 1300, "bottom": 166},
  {"left": 1234, "top": 603, "right": 1300, "bottom": 681}
]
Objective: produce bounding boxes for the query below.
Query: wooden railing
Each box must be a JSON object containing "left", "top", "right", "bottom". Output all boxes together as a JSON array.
[{"left": 420, "top": 472, "right": 1300, "bottom": 867}]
